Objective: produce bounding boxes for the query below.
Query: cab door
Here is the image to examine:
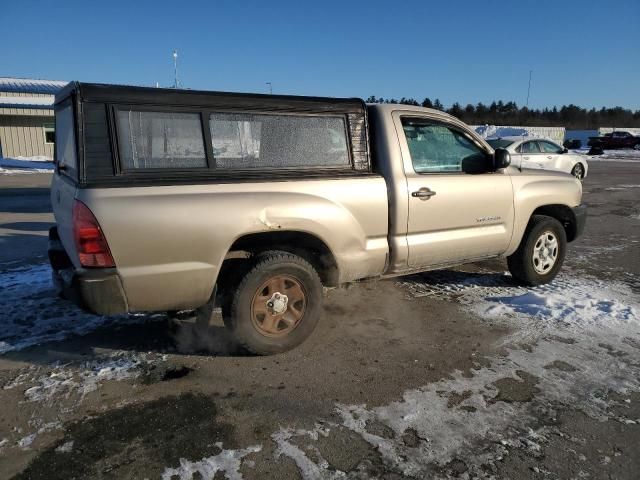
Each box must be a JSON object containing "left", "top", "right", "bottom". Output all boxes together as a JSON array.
[{"left": 396, "top": 114, "right": 514, "bottom": 268}]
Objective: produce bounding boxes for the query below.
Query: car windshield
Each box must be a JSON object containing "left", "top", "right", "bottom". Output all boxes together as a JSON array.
[{"left": 486, "top": 139, "right": 515, "bottom": 149}]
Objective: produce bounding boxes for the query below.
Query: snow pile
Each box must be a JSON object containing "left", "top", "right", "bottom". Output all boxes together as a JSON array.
[
  {"left": 0, "top": 264, "right": 148, "bottom": 354},
  {"left": 161, "top": 443, "right": 262, "bottom": 480},
  {"left": 473, "top": 125, "right": 565, "bottom": 144},
  {"left": 475, "top": 125, "right": 531, "bottom": 138},
  {"left": 0, "top": 156, "right": 53, "bottom": 174}
]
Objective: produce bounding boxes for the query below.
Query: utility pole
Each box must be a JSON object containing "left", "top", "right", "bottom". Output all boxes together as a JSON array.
[
  {"left": 526, "top": 70, "right": 532, "bottom": 108},
  {"left": 173, "top": 50, "right": 179, "bottom": 89},
  {"left": 266, "top": 82, "right": 272, "bottom": 95}
]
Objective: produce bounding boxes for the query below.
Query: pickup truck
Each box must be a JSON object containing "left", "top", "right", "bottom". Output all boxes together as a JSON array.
[
  {"left": 49, "top": 82, "right": 586, "bottom": 354},
  {"left": 587, "top": 131, "right": 640, "bottom": 150}
]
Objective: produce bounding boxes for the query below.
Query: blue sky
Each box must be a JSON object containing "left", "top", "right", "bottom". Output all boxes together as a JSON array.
[{"left": 3, "top": 0, "right": 639, "bottom": 109}]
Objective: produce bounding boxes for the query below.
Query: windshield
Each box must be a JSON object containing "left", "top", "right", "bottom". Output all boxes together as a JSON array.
[{"left": 486, "top": 139, "right": 515, "bottom": 149}]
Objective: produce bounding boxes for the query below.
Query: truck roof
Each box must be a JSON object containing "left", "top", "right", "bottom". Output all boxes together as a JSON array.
[
  {"left": 55, "top": 81, "right": 366, "bottom": 114},
  {"left": 366, "top": 103, "right": 459, "bottom": 121}
]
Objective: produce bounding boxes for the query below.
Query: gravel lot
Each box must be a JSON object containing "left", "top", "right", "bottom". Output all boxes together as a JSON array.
[{"left": 0, "top": 160, "right": 638, "bottom": 479}]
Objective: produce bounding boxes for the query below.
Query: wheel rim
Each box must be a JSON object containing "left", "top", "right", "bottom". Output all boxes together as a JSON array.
[
  {"left": 573, "top": 164, "right": 584, "bottom": 179},
  {"left": 250, "top": 274, "right": 307, "bottom": 337},
  {"left": 532, "top": 231, "right": 559, "bottom": 274}
]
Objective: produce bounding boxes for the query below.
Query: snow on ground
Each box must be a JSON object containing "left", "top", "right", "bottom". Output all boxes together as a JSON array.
[
  {"left": 0, "top": 156, "right": 53, "bottom": 174},
  {"left": 3, "top": 260, "right": 639, "bottom": 477},
  {"left": 4, "top": 352, "right": 159, "bottom": 404},
  {"left": 0, "top": 263, "right": 172, "bottom": 450},
  {"left": 264, "top": 271, "right": 640, "bottom": 478},
  {"left": 0, "top": 264, "right": 148, "bottom": 354},
  {"left": 3, "top": 350, "right": 167, "bottom": 450},
  {"left": 161, "top": 443, "right": 262, "bottom": 480},
  {"left": 573, "top": 149, "right": 640, "bottom": 163}
]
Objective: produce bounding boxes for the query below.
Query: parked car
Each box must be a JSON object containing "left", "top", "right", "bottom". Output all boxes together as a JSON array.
[
  {"left": 587, "top": 131, "right": 640, "bottom": 150},
  {"left": 487, "top": 136, "right": 588, "bottom": 180},
  {"left": 49, "top": 83, "right": 586, "bottom": 354}
]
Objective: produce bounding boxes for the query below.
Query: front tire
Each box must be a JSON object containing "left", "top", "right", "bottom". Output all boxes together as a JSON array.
[
  {"left": 223, "top": 251, "right": 322, "bottom": 355},
  {"left": 507, "top": 215, "right": 567, "bottom": 286},
  {"left": 571, "top": 163, "right": 585, "bottom": 180}
]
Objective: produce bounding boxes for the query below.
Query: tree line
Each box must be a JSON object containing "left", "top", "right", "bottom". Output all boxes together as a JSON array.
[{"left": 365, "top": 96, "right": 640, "bottom": 129}]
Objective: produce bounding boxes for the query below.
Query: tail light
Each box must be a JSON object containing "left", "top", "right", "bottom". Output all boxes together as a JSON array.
[{"left": 72, "top": 200, "right": 115, "bottom": 268}]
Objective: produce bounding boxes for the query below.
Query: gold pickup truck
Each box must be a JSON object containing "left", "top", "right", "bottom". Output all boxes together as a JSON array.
[{"left": 49, "top": 82, "right": 586, "bottom": 354}]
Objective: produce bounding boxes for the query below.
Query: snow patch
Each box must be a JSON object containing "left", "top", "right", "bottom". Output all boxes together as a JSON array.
[
  {"left": 399, "top": 271, "right": 638, "bottom": 330},
  {"left": 272, "top": 426, "right": 343, "bottom": 480},
  {"left": 18, "top": 433, "right": 37, "bottom": 449},
  {"left": 161, "top": 443, "right": 261, "bottom": 480},
  {"left": 55, "top": 441, "right": 74, "bottom": 453},
  {"left": 5, "top": 352, "right": 158, "bottom": 404},
  {"left": 268, "top": 272, "right": 640, "bottom": 477},
  {"left": 0, "top": 263, "right": 151, "bottom": 354}
]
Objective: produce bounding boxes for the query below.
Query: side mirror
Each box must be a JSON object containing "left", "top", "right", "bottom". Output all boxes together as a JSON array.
[
  {"left": 562, "top": 147, "right": 569, "bottom": 153},
  {"left": 494, "top": 148, "right": 511, "bottom": 169}
]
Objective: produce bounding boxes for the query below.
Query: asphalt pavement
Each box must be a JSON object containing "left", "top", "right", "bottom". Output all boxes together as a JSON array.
[{"left": 0, "top": 162, "right": 638, "bottom": 479}]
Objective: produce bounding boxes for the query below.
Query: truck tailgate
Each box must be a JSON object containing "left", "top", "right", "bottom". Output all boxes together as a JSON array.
[{"left": 50, "top": 173, "right": 79, "bottom": 267}]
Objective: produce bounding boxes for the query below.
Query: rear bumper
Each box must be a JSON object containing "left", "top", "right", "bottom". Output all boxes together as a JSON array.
[
  {"left": 49, "top": 227, "right": 128, "bottom": 315},
  {"left": 572, "top": 204, "right": 587, "bottom": 241}
]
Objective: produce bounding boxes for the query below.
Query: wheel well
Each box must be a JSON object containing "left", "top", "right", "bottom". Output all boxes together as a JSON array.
[
  {"left": 224, "top": 231, "right": 339, "bottom": 286},
  {"left": 531, "top": 204, "right": 578, "bottom": 241}
]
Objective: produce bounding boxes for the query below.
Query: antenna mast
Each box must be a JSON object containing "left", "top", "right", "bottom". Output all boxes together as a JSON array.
[
  {"left": 526, "top": 70, "right": 532, "bottom": 108},
  {"left": 173, "top": 50, "right": 179, "bottom": 88}
]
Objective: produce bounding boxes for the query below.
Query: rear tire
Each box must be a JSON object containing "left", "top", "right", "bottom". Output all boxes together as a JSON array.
[
  {"left": 223, "top": 251, "right": 322, "bottom": 355},
  {"left": 507, "top": 215, "right": 567, "bottom": 286}
]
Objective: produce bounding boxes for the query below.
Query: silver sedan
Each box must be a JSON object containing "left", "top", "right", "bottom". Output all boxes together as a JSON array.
[{"left": 487, "top": 136, "right": 588, "bottom": 180}]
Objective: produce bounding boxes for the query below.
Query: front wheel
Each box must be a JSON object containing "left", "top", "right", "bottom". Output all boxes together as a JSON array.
[
  {"left": 571, "top": 163, "right": 585, "bottom": 180},
  {"left": 223, "top": 251, "right": 322, "bottom": 355},
  {"left": 507, "top": 215, "right": 567, "bottom": 286}
]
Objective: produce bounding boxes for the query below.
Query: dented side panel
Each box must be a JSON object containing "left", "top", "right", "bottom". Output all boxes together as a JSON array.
[{"left": 77, "top": 177, "right": 389, "bottom": 311}]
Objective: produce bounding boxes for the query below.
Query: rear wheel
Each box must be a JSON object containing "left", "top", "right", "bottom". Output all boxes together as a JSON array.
[
  {"left": 507, "top": 215, "right": 567, "bottom": 286},
  {"left": 223, "top": 251, "right": 322, "bottom": 355},
  {"left": 571, "top": 162, "right": 585, "bottom": 180}
]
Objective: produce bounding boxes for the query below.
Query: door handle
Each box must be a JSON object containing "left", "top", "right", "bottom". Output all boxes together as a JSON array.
[
  {"left": 523, "top": 156, "right": 529, "bottom": 160},
  {"left": 547, "top": 156, "right": 553, "bottom": 159},
  {"left": 411, "top": 188, "right": 436, "bottom": 200}
]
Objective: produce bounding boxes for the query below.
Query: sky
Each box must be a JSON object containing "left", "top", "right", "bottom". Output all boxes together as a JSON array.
[{"left": 2, "top": 0, "right": 639, "bottom": 110}]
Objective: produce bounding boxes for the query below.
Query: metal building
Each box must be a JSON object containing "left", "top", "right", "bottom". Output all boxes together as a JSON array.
[{"left": 0, "top": 78, "right": 68, "bottom": 159}]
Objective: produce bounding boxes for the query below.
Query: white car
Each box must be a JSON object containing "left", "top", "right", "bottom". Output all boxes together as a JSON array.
[{"left": 487, "top": 136, "right": 588, "bottom": 180}]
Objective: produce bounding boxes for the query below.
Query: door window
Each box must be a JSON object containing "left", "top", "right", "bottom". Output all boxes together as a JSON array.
[
  {"left": 401, "top": 119, "right": 489, "bottom": 173},
  {"left": 539, "top": 141, "right": 562, "bottom": 154},
  {"left": 519, "top": 141, "right": 541, "bottom": 154}
]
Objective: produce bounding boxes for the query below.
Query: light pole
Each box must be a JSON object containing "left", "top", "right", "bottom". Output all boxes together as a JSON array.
[
  {"left": 266, "top": 82, "right": 272, "bottom": 95},
  {"left": 173, "top": 50, "right": 179, "bottom": 89}
]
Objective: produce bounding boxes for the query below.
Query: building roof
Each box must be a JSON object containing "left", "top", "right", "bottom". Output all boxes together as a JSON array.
[
  {"left": 0, "top": 77, "right": 68, "bottom": 95},
  {"left": 0, "top": 95, "right": 55, "bottom": 109}
]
